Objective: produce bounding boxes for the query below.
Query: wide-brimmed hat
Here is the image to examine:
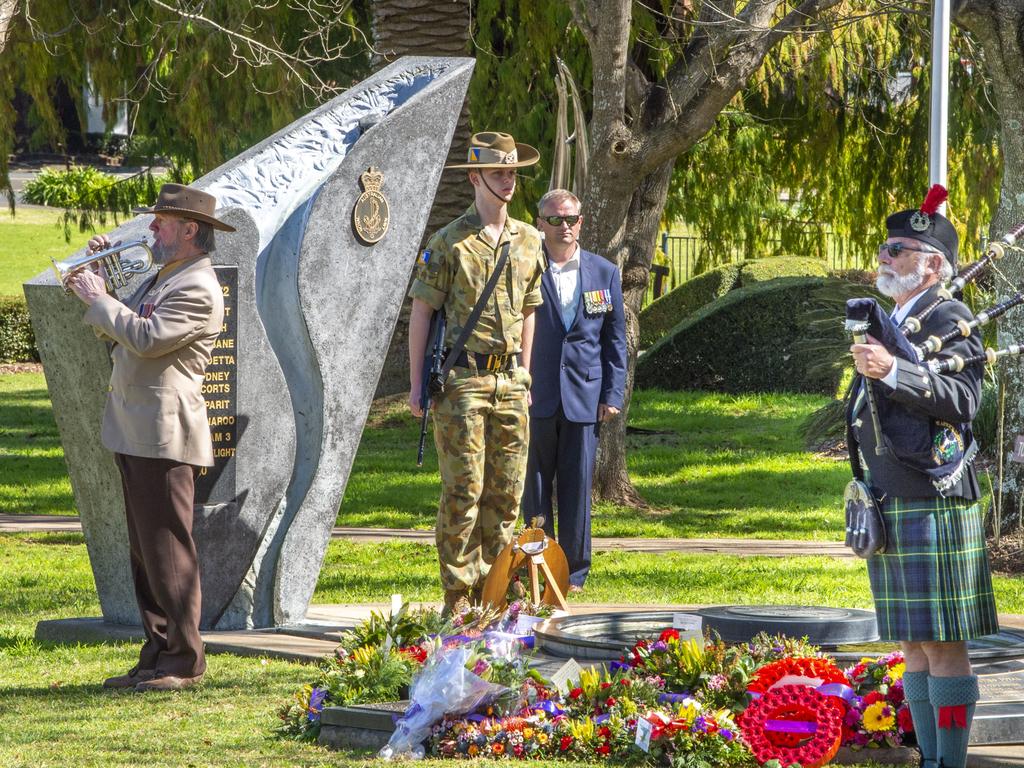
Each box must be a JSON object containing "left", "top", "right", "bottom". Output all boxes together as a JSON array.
[
  {"left": 886, "top": 184, "right": 958, "bottom": 271},
  {"left": 445, "top": 131, "right": 540, "bottom": 170},
  {"left": 133, "top": 183, "right": 236, "bottom": 232}
]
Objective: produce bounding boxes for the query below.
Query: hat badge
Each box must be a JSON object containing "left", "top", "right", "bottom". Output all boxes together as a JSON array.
[{"left": 909, "top": 210, "right": 931, "bottom": 232}]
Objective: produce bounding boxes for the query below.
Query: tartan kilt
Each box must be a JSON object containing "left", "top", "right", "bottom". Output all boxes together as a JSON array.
[{"left": 867, "top": 495, "right": 999, "bottom": 642}]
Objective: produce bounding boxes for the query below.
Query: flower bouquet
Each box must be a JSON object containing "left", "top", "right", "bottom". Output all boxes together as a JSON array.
[{"left": 842, "top": 651, "right": 913, "bottom": 749}]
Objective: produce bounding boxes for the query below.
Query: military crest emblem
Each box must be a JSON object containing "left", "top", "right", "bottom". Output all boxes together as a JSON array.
[{"left": 352, "top": 166, "right": 390, "bottom": 244}]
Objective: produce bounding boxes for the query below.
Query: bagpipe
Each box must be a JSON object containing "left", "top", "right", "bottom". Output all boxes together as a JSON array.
[{"left": 846, "top": 220, "right": 1024, "bottom": 376}]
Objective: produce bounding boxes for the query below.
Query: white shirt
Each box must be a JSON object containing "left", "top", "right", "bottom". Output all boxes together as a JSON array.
[
  {"left": 881, "top": 290, "right": 928, "bottom": 388},
  {"left": 547, "top": 246, "right": 581, "bottom": 331}
]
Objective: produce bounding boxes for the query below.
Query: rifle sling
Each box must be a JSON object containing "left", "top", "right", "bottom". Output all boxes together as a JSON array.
[{"left": 439, "top": 241, "right": 511, "bottom": 379}]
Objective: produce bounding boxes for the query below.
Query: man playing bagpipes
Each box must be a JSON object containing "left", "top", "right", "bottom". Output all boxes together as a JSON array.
[{"left": 846, "top": 185, "right": 998, "bottom": 768}]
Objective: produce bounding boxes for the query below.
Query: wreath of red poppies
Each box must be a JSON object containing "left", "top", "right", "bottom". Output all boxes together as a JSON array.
[
  {"left": 738, "top": 684, "right": 844, "bottom": 768},
  {"left": 747, "top": 657, "right": 847, "bottom": 696}
]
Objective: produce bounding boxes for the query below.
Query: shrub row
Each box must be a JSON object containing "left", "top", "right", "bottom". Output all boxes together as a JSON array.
[
  {"left": 0, "top": 297, "right": 38, "bottom": 363},
  {"left": 635, "top": 276, "right": 844, "bottom": 395},
  {"left": 23, "top": 166, "right": 189, "bottom": 211},
  {"left": 638, "top": 256, "right": 830, "bottom": 348}
]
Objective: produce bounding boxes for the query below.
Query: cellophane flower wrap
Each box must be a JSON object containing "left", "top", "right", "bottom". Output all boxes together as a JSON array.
[
  {"left": 842, "top": 651, "right": 913, "bottom": 749},
  {"left": 379, "top": 645, "right": 508, "bottom": 760}
]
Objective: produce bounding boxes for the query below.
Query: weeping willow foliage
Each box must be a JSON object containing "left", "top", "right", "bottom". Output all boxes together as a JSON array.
[
  {"left": 470, "top": 2, "right": 1001, "bottom": 264},
  {"left": 0, "top": 1, "right": 373, "bottom": 184}
]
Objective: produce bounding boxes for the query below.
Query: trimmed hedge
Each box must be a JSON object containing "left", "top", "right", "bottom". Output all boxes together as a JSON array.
[
  {"left": 0, "top": 297, "right": 39, "bottom": 363},
  {"left": 635, "top": 276, "right": 841, "bottom": 395},
  {"left": 638, "top": 261, "right": 746, "bottom": 348},
  {"left": 736, "top": 256, "right": 829, "bottom": 286},
  {"left": 638, "top": 257, "right": 830, "bottom": 348}
]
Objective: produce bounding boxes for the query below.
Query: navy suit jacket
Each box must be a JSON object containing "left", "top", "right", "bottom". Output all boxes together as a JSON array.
[{"left": 530, "top": 248, "right": 627, "bottom": 423}]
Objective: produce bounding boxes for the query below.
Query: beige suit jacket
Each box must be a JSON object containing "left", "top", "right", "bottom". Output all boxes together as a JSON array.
[{"left": 83, "top": 256, "right": 225, "bottom": 466}]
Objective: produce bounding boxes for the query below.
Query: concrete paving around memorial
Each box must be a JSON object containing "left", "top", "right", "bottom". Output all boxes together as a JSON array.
[{"left": 0, "top": 515, "right": 854, "bottom": 557}]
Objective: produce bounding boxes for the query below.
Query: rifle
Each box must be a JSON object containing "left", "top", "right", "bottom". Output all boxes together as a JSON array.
[{"left": 417, "top": 310, "right": 446, "bottom": 466}]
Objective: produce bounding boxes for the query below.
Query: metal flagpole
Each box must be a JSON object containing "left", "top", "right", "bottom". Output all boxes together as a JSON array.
[{"left": 929, "top": 0, "right": 951, "bottom": 214}]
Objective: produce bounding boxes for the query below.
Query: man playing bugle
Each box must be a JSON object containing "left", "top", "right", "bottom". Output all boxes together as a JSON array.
[{"left": 66, "top": 184, "right": 231, "bottom": 692}]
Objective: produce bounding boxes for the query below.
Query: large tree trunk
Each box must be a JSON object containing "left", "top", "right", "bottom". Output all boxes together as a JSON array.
[
  {"left": 371, "top": 0, "right": 473, "bottom": 397},
  {"left": 957, "top": 0, "right": 1024, "bottom": 528},
  {"left": 588, "top": 158, "right": 676, "bottom": 504}
]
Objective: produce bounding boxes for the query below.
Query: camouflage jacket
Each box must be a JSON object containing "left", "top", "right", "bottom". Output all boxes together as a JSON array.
[{"left": 409, "top": 204, "right": 545, "bottom": 355}]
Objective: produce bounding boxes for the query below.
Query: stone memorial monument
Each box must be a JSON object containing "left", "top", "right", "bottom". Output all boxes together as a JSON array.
[{"left": 24, "top": 56, "right": 474, "bottom": 630}]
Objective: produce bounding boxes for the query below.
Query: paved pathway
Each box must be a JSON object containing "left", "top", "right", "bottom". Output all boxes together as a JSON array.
[{"left": 0, "top": 514, "right": 853, "bottom": 557}]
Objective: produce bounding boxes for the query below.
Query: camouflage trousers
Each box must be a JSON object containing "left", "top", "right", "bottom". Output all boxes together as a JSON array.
[{"left": 433, "top": 364, "right": 531, "bottom": 595}]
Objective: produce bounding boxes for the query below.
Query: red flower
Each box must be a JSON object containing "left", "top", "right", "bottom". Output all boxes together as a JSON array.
[
  {"left": 620, "top": 678, "right": 631, "bottom": 687},
  {"left": 595, "top": 744, "right": 611, "bottom": 756},
  {"left": 659, "top": 628, "right": 680, "bottom": 642},
  {"left": 605, "top": 697, "right": 618, "bottom": 707},
  {"left": 398, "top": 645, "right": 428, "bottom": 664},
  {"left": 600, "top": 682, "right": 612, "bottom": 690},
  {"left": 513, "top": 744, "right": 525, "bottom": 757},
  {"left": 862, "top": 691, "right": 886, "bottom": 706},
  {"left": 598, "top": 726, "right": 612, "bottom": 739},
  {"left": 560, "top": 736, "right": 573, "bottom": 752},
  {"left": 568, "top": 687, "right": 583, "bottom": 700},
  {"left": 898, "top": 706, "right": 915, "bottom": 733}
]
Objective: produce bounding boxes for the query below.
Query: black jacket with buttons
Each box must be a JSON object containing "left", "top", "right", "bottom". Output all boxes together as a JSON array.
[{"left": 846, "top": 283, "right": 983, "bottom": 500}]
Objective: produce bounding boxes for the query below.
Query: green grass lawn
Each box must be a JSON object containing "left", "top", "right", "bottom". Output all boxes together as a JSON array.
[
  {"left": 1, "top": 371, "right": 850, "bottom": 538},
  {"left": 0, "top": 207, "right": 95, "bottom": 297}
]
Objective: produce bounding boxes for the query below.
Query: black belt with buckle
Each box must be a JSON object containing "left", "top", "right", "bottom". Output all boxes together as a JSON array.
[{"left": 451, "top": 350, "right": 519, "bottom": 373}]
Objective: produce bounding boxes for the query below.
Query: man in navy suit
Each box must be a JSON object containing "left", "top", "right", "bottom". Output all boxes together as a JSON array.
[{"left": 523, "top": 189, "right": 626, "bottom": 592}]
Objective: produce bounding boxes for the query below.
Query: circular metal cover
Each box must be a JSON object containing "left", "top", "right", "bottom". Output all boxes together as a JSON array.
[
  {"left": 697, "top": 605, "right": 878, "bottom": 646},
  {"left": 534, "top": 606, "right": 879, "bottom": 661}
]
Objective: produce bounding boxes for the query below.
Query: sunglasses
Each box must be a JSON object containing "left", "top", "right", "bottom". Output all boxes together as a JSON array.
[
  {"left": 542, "top": 214, "right": 582, "bottom": 227},
  {"left": 878, "top": 242, "right": 931, "bottom": 259}
]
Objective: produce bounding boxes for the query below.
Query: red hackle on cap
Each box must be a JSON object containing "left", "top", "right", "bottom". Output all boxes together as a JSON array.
[{"left": 920, "top": 184, "right": 948, "bottom": 215}]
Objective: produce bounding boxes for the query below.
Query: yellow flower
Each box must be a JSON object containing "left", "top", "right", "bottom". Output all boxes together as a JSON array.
[
  {"left": 492, "top": 743, "right": 505, "bottom": 755},
  {"left": 468, "top": 745, "right": 479, "bottom": 756},
  {"left": 537, "top": 733, "right": 548, "bottom": 745},
  {"left": 523, "top": 728, "right": 534, "bottom": 739},
  {"left": 888, "top": 662, "right": 906, "bottom": 681},
  {"left": 863, "top": 701, "right": 895, "bottom": 732}
]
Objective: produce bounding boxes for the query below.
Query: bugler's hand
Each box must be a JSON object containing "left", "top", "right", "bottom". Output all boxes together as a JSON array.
[{"left": 66, "top": 268, "right": 107, "bottom": 306}]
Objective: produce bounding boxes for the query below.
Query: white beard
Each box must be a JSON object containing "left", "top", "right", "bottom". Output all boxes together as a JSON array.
[{"left": 876, "top": 257, "right": 927, "bottom": 298}]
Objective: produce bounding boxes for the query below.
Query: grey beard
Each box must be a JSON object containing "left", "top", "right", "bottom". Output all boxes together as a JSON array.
[
  {"left": 876, "top": 260, "right": 926, "bottom": 298},
  {"left": 151, "top": 242, "right": 175, "bottom": 265}
]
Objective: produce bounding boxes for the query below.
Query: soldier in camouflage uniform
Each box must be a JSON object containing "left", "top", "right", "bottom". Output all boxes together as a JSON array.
[{"left": 408, "top": 132, "right": 545, "bottom": 612}]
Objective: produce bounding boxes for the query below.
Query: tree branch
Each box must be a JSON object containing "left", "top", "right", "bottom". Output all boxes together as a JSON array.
[{"left": 634, "top": 0, "right": 846, "bottom": 176}]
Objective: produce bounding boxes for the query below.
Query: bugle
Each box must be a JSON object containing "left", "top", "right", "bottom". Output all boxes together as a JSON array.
[{"left": 51, "top": 239, "right": 154, "bottom": 295}]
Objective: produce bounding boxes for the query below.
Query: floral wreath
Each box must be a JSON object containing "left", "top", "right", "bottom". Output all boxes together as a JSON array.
[
  {"left": 738, "top": 684, "right": 845, "bottom": 768},
  {"left": 747, "top": 657, "right": 847, "bottom": 696}
]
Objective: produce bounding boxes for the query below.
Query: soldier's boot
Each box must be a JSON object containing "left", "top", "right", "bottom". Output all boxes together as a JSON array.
[
  {"left": 442, "top": 590, "right": 470, "bottom": 618},
  {"left": 930, "top": 674, "right": 980, "bottom": 768},
  {"left": 903, "top": 671, "right": 937, "bottom": 768}
]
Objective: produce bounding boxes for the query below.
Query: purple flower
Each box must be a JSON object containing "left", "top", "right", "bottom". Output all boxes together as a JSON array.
[
  {"left": 472, "top": 659, "right": 490, "bottom": 676},
  {"left": 844, "top": 709, "right": 861, "bottom": 727},
  {"left": 652, "top": 641, "right": 668, "bottom": 652},
  {"left": 307, "top": 687, "right": 327, "bottom": 721},
  {"left": 720, "top": 729, "right": 734, "bottom": 741},
  {"left": 692, "top": 716, "right": 707, "bottom": 732}
]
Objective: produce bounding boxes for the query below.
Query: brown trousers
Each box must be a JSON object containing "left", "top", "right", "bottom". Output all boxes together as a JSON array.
[{"left": 115, "top": 453, "right": 206, "bottom": 678}]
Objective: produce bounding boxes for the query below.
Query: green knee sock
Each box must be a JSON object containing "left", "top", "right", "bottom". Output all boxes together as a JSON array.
[
  {"left": 903, "top": 671, "right": 937, "bottom": 767},
  {"left": 929, "top": 674, "right": 980, "bottom": 768}
]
